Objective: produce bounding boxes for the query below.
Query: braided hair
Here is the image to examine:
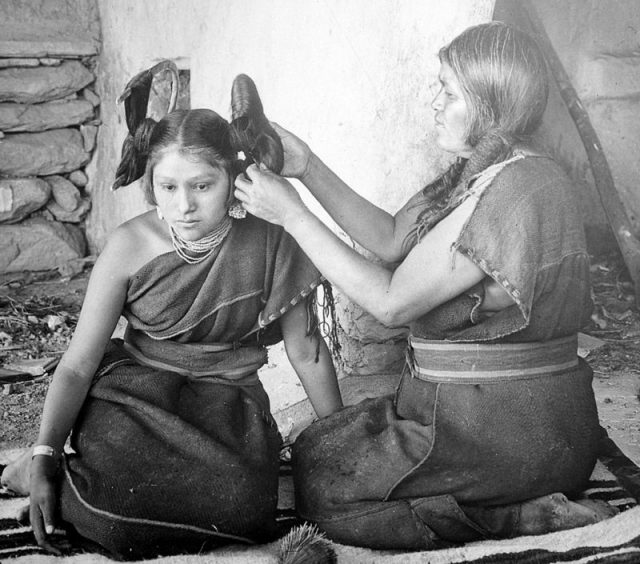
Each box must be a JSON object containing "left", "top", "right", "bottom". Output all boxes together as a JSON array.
[{"left": 405, "top": 22, "right": 549, "bottom": 250}]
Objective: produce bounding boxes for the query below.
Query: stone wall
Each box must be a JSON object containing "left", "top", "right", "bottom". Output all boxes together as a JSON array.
[{"left": 0, "top": 0, "right": 100, "bottom": 273}]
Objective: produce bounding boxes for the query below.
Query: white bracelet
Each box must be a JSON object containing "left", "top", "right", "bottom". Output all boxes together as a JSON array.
[{"left": 32, "top": 445, "right": 57, "bottom": 459}]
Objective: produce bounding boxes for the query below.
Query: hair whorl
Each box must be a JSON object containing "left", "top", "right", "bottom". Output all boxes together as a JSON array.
[
  {"left": 230, "top": 74, "right": 284, "bottom": 174},
  {"left": 112, "top": 117, "right": 157, "bottom": 190}
]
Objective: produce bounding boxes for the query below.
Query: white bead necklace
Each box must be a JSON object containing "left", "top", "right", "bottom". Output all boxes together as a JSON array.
[{"left": 170, "top": 215, "right": 233, "bottom": 264}]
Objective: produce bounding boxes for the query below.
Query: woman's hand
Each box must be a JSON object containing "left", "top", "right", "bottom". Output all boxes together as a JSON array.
[
  {"left": 29, "top": 456, "right": 61, "bottom": 555},
  {"left": 234, "top": 164, "right": 307, "bottom": 228},
  {"left": 271, "top": 122, "right": 313, "bottom": 179}
]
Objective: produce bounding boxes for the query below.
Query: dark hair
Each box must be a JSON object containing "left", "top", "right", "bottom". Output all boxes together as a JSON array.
[
  {"left": 406, "top": 21, "right": 549, "bottom": 249},
  {"left": 144, "top": 110, "right": 242, "bottom": 205},
  {"left": 441, "top": 21, "right": 549, "bottom": 146},
  {"left": 114, "top": 109, "right": 243, "bottom": 205},
  {"left": 112, "top": 70, "right": 283, "bottom": 204},
  {"left": 230, "top": 74, "right": 284, "bottom": 174}
]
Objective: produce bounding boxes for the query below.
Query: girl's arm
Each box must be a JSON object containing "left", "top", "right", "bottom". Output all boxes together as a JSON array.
[
  {"left": 235, "top": 166, "right": 486, "bottom": 327},
  {"left": 272, "top": 123, "right": 420, "bottom": 263},
  {"left": 29, "top": 227, "right": 131, "bottom": 551},
  {"left": 279, "top": 300, "right": 343, "bottom": 418}
]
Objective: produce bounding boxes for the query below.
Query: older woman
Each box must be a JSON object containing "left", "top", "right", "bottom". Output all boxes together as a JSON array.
[{"left": 234, "top": 21, "right": 613, "bottom": 549}]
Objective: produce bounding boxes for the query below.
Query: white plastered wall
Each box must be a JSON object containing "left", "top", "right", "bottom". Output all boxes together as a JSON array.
[{"left": 87, "top": 0, "right": 494, "bottom": 250}]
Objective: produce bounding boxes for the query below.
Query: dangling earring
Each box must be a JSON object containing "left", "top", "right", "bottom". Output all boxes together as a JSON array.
[
  {"left": 156, "top": 206, "right": 164, "bottom": 220},
  {"left": 228, "top": 199, "right": 246, "bottom": 219}
]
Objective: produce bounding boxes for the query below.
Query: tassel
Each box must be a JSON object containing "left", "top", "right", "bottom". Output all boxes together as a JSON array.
[
  {"left": 318, "top": 280, "right": 341, "bottom": 359},
  {"left": 278, "top": 523, "right": 336, "bottom": 564},
  {"left": 306, "top": 281, "right": 341, "bottom": 363}
]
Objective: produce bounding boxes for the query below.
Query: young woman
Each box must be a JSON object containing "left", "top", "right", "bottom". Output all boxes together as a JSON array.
[
  {"left": 1, "top": 104, "right": 342, "bottom": 558},
  {"left": 234, "top": 22, "right": 614, "bottom": 549}
]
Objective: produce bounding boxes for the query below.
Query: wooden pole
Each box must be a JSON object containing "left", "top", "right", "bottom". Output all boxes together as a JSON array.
[{"left": 518, "top": 0, "right": 640, "bottom": 306}]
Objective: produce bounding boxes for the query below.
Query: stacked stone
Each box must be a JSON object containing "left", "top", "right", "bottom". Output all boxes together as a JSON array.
[{"left": 0, "top": 57, "right": 99, "bottom": 273}]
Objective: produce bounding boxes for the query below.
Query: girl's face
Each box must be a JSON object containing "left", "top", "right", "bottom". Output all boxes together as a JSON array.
[
  {"left": 153, "top": 149, "right": 231, "bottom": 241},
  {"left": 431, "top": 62, "right": 473, "bottom": 157}
]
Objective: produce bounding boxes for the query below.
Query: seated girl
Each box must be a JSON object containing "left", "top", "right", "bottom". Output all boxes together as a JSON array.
[{"left": 0, "top": 68, "right": 342, "bottom": 559}]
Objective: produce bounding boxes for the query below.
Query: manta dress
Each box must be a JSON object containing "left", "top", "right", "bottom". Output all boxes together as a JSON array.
[
  {"left": 293, "top": 154, "right": 602, "bottom": 549},
  {"left": 57, "top": 215, "right": 322, "bottom": 559}
]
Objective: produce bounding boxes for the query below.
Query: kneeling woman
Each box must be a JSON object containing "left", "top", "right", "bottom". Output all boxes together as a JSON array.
[
  {"left": 1, "top": 89, "right": 341, "bottom": 557},
  {"left": 235, "top": 22, "right": 611, "bottom": 549}
]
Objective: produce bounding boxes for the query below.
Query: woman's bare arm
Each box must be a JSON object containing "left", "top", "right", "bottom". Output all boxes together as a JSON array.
[
  {"left": 272, "top": 123, "right": 419, "bottom": 263},
  {"left": 280, "top": 300, "right": 342, "bottom": 418},
  {"left": 29, "top": 226, "right": 132, "bottom": 550},
  {"left": 236, "top": 166, "right": 486, "bottom": 327},
  {"left": 299, "top": 153, "right": 416, "bottom": 263}
]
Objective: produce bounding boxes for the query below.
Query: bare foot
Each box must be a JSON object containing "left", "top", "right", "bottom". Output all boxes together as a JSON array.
[
  {"left": 15, "top": 504, "right": 30, "bottom": 524},
  {"left": 517, "top": 493, "right": 618, "bottom": 535},
  {"left": 0, "top": 449, "right": 32, "bottom": 497}
]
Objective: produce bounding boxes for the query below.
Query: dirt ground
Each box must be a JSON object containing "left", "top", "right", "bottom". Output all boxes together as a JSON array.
[{"left": 1, "top": 250, "right": 640, "bottom": 464}]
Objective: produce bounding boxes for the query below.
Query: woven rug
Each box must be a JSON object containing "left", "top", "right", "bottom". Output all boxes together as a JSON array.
[{"left": 1, "top": 441, "right": 639, "bottom": 563}]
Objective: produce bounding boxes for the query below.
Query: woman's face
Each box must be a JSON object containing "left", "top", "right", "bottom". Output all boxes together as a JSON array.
[
  {"left": 153, "top": 149, "right": 231, "bottom": 241},
  {"left": 431, "top": 62, "right": 473, "bottom": 157}
]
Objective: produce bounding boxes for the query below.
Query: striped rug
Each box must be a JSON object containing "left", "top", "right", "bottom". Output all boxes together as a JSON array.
[{"left": 1, "top": 443, "right": 639, "bottom": 563}]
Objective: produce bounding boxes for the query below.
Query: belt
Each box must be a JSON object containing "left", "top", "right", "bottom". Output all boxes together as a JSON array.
[{"left": 406, "top": 334, "right": 579, "bottom": 384}]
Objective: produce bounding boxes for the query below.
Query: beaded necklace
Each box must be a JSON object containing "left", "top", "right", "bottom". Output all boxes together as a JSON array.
[{"left": 170, "top": 215, "right": 233, "bottom": 264}]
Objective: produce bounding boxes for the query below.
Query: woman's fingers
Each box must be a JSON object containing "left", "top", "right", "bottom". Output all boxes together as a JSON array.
[
  {"left": 266, "top": 122, "right": 310, "bottom": 179},
  {"left": 233, "top": 165, "right": 303, "bottom": 226},
  {"left": 41, "top": 492, "right": 57, "bottom": 535},
  {"left": 30, "top": 499, "right": 61, "bottom": 555},
  {"left": 233, "top": 166, "right": 257, "bottom": 216},
  {"left": 29, "top": 475, "right": 62, "bottom": 556}
]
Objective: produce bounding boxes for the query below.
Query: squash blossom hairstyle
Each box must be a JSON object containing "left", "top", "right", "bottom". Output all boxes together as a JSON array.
[
  {"left": 111, "top": 63, "right": 338, "bottom": 357},
  {"left": 112, "top": 62, "right": 284, "bottom": 204}
]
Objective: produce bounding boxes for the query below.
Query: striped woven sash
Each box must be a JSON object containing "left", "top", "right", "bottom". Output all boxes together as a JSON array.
[
  {"left": 122, "top": 326, "right": 266, "bottom": 383},
  {"left": 407, "top": 334, "right": 579, "bottom": 384}
]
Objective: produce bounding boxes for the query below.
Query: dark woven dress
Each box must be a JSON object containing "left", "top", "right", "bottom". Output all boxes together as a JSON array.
[
  {"left": 293, "top": 155, "right": 602, "bottom": 549},
  {"left": 57, "top": 215, "right": 322, "bottom": 559}
]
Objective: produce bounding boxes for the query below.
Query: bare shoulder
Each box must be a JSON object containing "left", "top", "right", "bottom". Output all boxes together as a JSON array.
[{"left": 98, "top": 210, "right": 172, "bottom": 278}]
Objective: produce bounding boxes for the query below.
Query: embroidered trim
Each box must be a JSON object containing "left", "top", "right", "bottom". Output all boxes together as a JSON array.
[{"left": 62, "top": 459, "right": 255, "bottom": 544}]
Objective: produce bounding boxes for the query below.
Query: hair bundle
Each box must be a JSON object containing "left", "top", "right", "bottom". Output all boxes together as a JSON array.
[
  {"left": 112, "top": 60, "right": 179, "bottom": 190},
  {"left": 230, "top": 74, "right": 284, "bottom": 174}
]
